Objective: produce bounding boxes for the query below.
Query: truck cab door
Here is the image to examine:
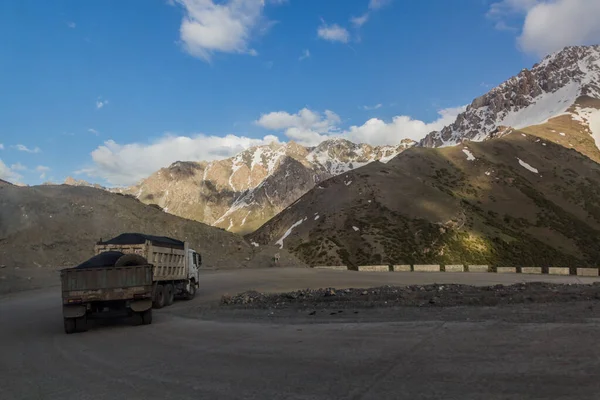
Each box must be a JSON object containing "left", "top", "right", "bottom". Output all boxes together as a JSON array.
[{"left": 189, "top": 251, "right": 200, "bottom": 282}]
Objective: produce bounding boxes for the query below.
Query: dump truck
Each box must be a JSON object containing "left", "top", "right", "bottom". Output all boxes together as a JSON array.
[
  {"left": 94, "top": 233, "right": 201, "bottom": 308},
  {"left": 60, "top": 251, "right": 154, "bottom": 334},
  {"left": 60, "top": 233, "right": 201, "bottom": 334}
]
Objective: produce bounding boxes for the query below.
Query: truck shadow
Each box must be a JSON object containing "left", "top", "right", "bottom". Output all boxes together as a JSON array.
[{"left": 67, "top": 313, "right": 159, "bottom": 334}]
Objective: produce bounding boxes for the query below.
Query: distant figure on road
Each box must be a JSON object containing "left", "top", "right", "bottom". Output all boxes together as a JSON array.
[{"left": 273, "top": 252, "right": 280, "bottom": 267}]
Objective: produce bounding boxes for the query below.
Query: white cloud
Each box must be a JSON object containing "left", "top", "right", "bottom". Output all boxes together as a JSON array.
[
  {"left": 351, "top": 13, "right": 369, "bottom": 28},
  {"left": 81, "top": 133, "right": 280, "bottom": 186},
  {"left": 256, "top": 108, "right": 341, "bottom": 145},
  {"left": 15, "top": 144, "right": 41, "bottom": 153},
  {"left": 494, "top": 20, "right": 518, "bottom": 32},
  {"left": 256, "top": 108, "right": 341, "bottom": 131},
  {"left": 344, "top": 106, "right": 467, "bottom": 145},
  {"left": 36, "top": 165, "right": 50, "bottom": 180},
  {"left": 317, "top": 23, "right": 350, "bottom": 43},
  {"left": 0, "top": 143, "right": 3, "bottom": 150},
  {"left": 88, "top": 128, "right": 99, "bottom": 135},
  {"left": 299, "top": 49, "right": 310, "bottom": 61},
  {"left": 67, "top": 21, "right": 76, "bottom": 29},
  {"left": 487, "top": 0, "right": 538, "bottom": 18},
  {"left": 11, "top": 163, "right": 27, "bottom": 171},
  {"left": 96, "top": 99, "right": 108, "bottom": 109},
  {"left": 362, "top": 104, "right": 382, "bottom": 111},
  {"left": 83, "top": 104, "right": 466, "bottom": 186},
  {"left": 369, "top": 0, "right": 392, "bottom": 10},
  {"left": 0, "top": 159, "right": 22, "bottom": 182},
  {"left": 257, "top": 106, "right": 465, "bottom": 146},
  {"left": 350, "top": 1, "right": 390, "bottom": 30},
  {"left": 519, "top": 0, "right": 600, "bottom": 56},
  {"left": 488, "top": 0, "right": 600, "bottom": 56},
  {"left": 174, "top": 0, "right": 268, "bottom": 62}
]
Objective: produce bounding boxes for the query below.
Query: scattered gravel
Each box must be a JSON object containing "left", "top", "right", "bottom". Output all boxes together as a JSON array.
[{"left": 221, "top": 282, "right": 600, "bottom": 309}]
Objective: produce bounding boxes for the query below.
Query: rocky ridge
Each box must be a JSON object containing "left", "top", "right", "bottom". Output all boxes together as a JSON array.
[
  {"left": 421, "top": 45, "right": 600, "bottom": 147},
  {"left": 111, "top": 138, "right": 415, "bottom": 234}
]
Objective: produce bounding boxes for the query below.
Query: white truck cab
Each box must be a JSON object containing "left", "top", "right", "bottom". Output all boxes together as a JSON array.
[{"left": 187, "top": 248, "right": 201, "bottom": 284}]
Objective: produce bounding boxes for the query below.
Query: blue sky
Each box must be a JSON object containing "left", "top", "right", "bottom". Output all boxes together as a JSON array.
[{"left": 0, "top": 0, "right": 598, "bottom": 186}]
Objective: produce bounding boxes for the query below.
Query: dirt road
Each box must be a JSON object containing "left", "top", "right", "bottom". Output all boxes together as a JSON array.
[{"left": 2, "top": 269, "right": 600, "bottom": 399}]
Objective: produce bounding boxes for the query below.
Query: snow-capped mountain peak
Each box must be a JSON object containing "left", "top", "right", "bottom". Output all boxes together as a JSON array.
[
  {"left": 421, "top": 45, "right": 600, "bottom": 147},
  {"left": 307, "top": 138, "right": 415, "bottom": 175},
  {"left": 110, "top": 137, "right": 416, "bottom": 234}
]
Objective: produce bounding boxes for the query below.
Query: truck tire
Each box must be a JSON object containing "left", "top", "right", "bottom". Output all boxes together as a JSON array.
[
  {"left": 64, "top": 318, "right": 76, "bottom": 334},
  {"left": 164, "top": 284, "right": 175, "bottom": 306},
  {"left": 141, "top": 309, "right": 152, "bottom": 325},
  {"left": 115, "top": 254, "right": 148, "bottom": 267},
  {"left": 184, "top": 281, "right": 196, "bottom": 300},
  {"left": 76, "top": 316, "right": 88, "bottom": 332},
  {"left": 64, "top": 316, "right": 86, "bottom": 334},
  {"left": 153, "top": 284, "right": 166, "bottom": 309},
  {"left": 133, "top": 309, "right": 153, "bottom": 325}
]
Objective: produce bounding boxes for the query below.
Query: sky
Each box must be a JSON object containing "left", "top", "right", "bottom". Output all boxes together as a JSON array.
[{"left": 1, "top": 0, "right": 599, "bottom": 186}]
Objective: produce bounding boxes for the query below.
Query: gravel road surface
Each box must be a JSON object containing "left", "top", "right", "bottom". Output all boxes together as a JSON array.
[{"left": 2, "top": 268, "right": 600, "bottom": 400}]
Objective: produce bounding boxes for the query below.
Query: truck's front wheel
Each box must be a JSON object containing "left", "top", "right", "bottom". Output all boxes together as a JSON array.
[
  {"left": 153, "top": 285, "right": 166, "bottom": 309},
  {"left": 184, "top": 281, "right": 196, "bottom": 300}
]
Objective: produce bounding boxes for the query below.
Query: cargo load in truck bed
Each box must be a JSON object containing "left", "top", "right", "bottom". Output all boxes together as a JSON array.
[
  {"left": 74, "top": 251, "right": 125, "bottom": 269},
  {"left": 98, "top": 233, "right": 184, "bottom": 249}
]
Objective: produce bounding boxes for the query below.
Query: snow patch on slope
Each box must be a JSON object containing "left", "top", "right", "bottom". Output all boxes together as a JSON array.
[
  {"left": 517, "top": 158, "right": 539, "bottom": 174},
  {"left": 574, "top": 107, "right": 600, "bottom": 150},
  {"left": 500, "top": 82, "right": 580, "bottom": 129},
  {"left": 462, "top": 148, "right": 476, "bottom": 161},
  {"left": 276, "top": 217, "right": 307, "bottom": 248}
]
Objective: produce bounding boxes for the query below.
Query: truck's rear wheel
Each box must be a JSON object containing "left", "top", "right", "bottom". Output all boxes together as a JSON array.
[
  {"left": 184, "top": 281, "right": 196, "bottom": 300},
  {"left": 133, "top": 309, "right": 153, "bottom": 325},
  {"left": 141, "top": 309, "right": 152, "bottom": 325},
  {"left": 64, "top": 318, "right": 76, "bottom": 334},
  {"left": 64, "top": 316, "right": 86, "bottom": 334},
  {"left": 153, "top": 285, "right": 165, "bottom": 309},
  {"left": 164, "top": 284, "right": 175, "bottom": 306},
  {"left": 76, "top": 316, "right": 88, "bottom": 332}
]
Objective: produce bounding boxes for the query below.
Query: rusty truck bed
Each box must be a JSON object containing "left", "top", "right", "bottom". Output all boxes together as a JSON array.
[{"left": 61, "top": 265, "right": 153, "bottom": 303}]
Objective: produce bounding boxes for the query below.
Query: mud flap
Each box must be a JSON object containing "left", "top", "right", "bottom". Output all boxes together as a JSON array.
[
  {"left": 130, "top": 299, "right": 152, "bottom": 312},
  {"left": 63, "top": 305, "right": 87, "bottom": 319}
]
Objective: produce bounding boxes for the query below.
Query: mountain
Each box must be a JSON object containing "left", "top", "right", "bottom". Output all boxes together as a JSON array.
[
  {"left": 421, "top": 45, "right": 600, "bottom": 147},
  {"left": 248, "top": 45, "right": 600, "bottom": 269},
  {"left": 0, "top": 184, "right": 305, "bottom": 270},
  {"left": 114, "top": 139, "right": 415, "bottom": 234},
  {"left": 248, "top": 130, "right": 600, "bottom": 268}
]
